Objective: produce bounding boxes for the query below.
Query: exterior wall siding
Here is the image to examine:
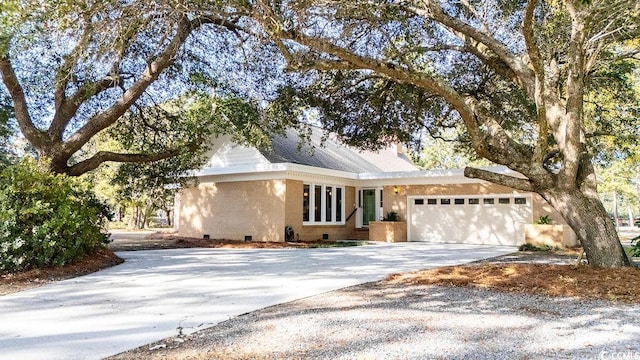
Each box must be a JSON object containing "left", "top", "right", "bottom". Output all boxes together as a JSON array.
[
  {"left": 177, "top": 180, "right": 286, "bottom": 242},
  {"left": 177, "top": 176, "right": 577, "bottom": 245},
  {"left": 201, "top": 134, "right": 271, "bottom": 169}
]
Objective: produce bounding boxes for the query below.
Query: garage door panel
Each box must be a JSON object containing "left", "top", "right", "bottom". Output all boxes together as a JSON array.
[{"left": 409, "top": 195, "right": 532, "bottom": 246}]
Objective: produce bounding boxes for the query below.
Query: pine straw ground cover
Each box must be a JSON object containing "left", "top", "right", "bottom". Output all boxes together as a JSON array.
[
  {"left": 108, "top": 232, "right": 362, "bottom": 251},
  {"left": 0, "top": 248, "right": 123, "bottom": 295},
  {"left": 386, "top": 261, "right": 640, "bottom": 303}
]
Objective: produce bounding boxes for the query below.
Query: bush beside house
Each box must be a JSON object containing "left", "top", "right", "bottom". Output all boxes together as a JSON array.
[{"left": 0, "top": 161, "right": 111, "bottom": 273}]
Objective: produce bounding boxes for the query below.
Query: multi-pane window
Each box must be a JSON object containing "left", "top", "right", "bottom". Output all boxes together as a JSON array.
[
  {"left": 303, "top": 185, "right": 310, "bottom": 222},
  {"left": 326, "top": 187, "right": 333, "bottom": 222},
  {"left": 314, "top": 185, "right": 322, "bottom": 223},
  {"left": 336, "top": 188, "right": 343, "bottom": 222},
  {"left": 303, "top": 183, "right": 345, "bottom": 225}
]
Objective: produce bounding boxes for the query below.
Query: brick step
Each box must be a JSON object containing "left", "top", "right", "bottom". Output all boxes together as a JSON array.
[{"left": 346, "top": 229, "right": 369, "bottom": 240}]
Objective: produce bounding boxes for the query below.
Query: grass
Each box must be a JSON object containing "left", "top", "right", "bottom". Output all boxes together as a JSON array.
[{"left": 305, "top": 241, "right": 367, "bottom": 248}]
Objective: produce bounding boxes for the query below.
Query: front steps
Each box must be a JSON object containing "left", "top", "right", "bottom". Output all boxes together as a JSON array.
[{"left": 346, "top": 228, "right": 370, "bottom": 241}]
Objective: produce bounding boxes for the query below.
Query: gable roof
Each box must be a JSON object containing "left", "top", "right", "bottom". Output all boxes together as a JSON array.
[
  {"left": 197, "top": 130, "right": 522, "bottom": 186},
  {"left": 261, "top": 127, "right": 417, "bottom": 173},
  {"left": 201, "top": 127, "right": 418, "bottom": 174}
]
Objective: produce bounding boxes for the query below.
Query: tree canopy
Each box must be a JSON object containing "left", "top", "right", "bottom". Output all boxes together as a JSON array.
[
  {"left": 250, "top": 0, "right": 640, "bottom": 267},
  {"left": 1, "top": 0, "right": 639, "bottom": 267},
  {"left": 0, "top": 0, "right": 284, "bottom": 176}
]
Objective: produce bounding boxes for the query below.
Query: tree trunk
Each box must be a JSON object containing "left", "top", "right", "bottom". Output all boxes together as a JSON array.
[
  {"left": 541, "top": 189, "right": 631, "bottom": 268},
  {"left": 612, "top": 190, "right": 619, "bottom": 228},
  {"left": 165, "top": 209, "right": 172, "bottom": 227},
  {"left": 636, "top": 172, "right": 640, "bottom": 223},
  {"left": 133, "top": 206, "right": 144, "bottom": 229},
  {"left": 138, "top": 207, "right": 146, "bottom": 229}
]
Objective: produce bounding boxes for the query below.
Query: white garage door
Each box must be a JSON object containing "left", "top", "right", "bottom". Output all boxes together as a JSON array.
[{"left": 408, "top": 195, "right": 532, "bottom": 246}]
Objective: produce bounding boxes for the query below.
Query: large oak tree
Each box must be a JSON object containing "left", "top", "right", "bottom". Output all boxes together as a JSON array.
[
  {"left": 252, "top": 0, "right": 640, "bottom": 267},
  {"left": 0, "top": 0, "right": 257, "bottom": 176},
  {"left": 2, "top": 0, "right": 638, "bottom": 268}
]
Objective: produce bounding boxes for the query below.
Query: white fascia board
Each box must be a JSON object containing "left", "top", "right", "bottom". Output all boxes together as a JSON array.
[
  {"left": 357, "top": 170, "right": 479, "bottom": 186},
  {"left": 194, "top": 163, "right": 359, "bottom": 185},
  {"left": 192, "top": 164, "right": 524, "bottom": 187},
  {"left": 356, "top": 166, "right": 525, "bottom": 186}
]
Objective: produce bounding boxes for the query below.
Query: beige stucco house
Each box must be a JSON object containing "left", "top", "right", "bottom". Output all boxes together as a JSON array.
[{"left": 176, "top": 128, "right": 577, "bottom": 247}]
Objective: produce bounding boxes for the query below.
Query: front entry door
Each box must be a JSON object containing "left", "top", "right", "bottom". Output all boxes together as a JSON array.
[{"left": 362, "top": 189, "right": 376, "bottom": 226}]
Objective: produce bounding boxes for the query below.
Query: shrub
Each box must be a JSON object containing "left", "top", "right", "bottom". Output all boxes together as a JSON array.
[
  {"left": 0, "top": 160, "right": 111, "bottom": 273},
  {"left": 519, "top": 243, "right": 556, "bottom": 252},
  {"left": 533, "top": 215, "right": 551, "bottom": 225},
  {"left": 631, "top": 235, "right": 640, "bottom": 258},
  {"left": 383, "top": 211, "right": 400, "bottom": 221}
]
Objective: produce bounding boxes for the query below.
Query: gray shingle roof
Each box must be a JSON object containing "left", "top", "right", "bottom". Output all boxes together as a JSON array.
[{"left": 260, "top": 127, "right": 417, "bottom": 173}]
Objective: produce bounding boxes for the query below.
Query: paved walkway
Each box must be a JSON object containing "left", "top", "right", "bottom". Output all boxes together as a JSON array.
[{"left": 0, "top": 243, "right": 515, "bottom": 360}]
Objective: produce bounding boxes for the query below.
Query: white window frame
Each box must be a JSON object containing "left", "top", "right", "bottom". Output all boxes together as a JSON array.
[{"left": 303, "top": 183, "right": 346, "bottom": 226}]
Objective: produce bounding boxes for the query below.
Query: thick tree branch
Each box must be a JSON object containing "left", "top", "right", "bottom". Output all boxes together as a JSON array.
[
  {"left": 67, "top": 150, "right": 179, "bottom": 176},
  {"left": 66, "top": 140, "right": 202, "bottom": 176},
  {"left": 560, "top": 2, "right": 588, "bottom": 189},
  {"left": 523, "top": 0, "right": 551, "bottom": 165},
  {"left": 0, "top": 56, "right": 46, "bottom": 146},
  {"left": 523, "top": 0, "right": 543, "bottom": 77},
  {"left": 464, "top": 166, "right": 535, "bottom": 192},
  {"left": 53, "top": 8, "right": 95, "bottom": 120},
  {"left": 286, "top": 56, "right": 362, "bottom": 72},
  {"left": 60, "top": 14, "right": 236, "bottom": 161},
  {"left": 50, "top": 74, "right": 124, "bottom": 139},
  {"left": 408, "top": 0, "right": 536, "bottom": 95},
  {"left": 459, "top": 0, "right": 491, "bottom": 33},
  {"left": 279, "top": 29, "right": 473, "bottom": 120},
  {"left": 274, "top": 26, "right": 536, "bottom": 178}
]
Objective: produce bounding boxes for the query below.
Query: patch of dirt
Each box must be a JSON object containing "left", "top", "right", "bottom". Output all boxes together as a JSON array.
[
  {"left": 387, "top": 260, "right": 640, "bottom": 303},
  {"left": 108, "top": 232, "right": 361, "bottom": 251},
  {"left": 0, "top": 248, "right": 123, "bottom": 296}
]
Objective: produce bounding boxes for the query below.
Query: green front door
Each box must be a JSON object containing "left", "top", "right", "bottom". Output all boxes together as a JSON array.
[{"left": 362, "top": 189, "right": 376, "bottom": 226}]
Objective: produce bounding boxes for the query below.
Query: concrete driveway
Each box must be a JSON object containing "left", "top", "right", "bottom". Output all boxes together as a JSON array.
[{"left": 0, "top": 243, "right": 515, "bottom": 360}]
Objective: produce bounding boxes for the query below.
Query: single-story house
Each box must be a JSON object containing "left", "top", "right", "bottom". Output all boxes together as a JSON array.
[{"left": 176, "top": 128, "right": 578, "bottom": 247}]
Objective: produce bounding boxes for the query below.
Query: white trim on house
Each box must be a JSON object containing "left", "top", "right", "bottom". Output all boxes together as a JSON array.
[
  {"left": 303, "top": 182, "right": 346, "bottom": 226},
  {"left": 193, "top": 163, "right": 359, "bottom": 186},
  {"left": 193, "top": 163, "right": 524, "bottom": 188}
]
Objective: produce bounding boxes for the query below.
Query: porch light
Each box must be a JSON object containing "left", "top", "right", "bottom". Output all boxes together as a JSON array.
[{"left": 394, "top": 186, "right": 399, "bottom": 194}]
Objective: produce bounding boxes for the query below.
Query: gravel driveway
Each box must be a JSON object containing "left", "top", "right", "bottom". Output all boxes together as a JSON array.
[{"left": 112, "top": 281, "right": 640, "bottom": 360}]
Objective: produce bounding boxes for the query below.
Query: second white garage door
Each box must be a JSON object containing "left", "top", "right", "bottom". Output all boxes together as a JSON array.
[{"left": 408, "top": 195, "right": 532, "bottom": 246}]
